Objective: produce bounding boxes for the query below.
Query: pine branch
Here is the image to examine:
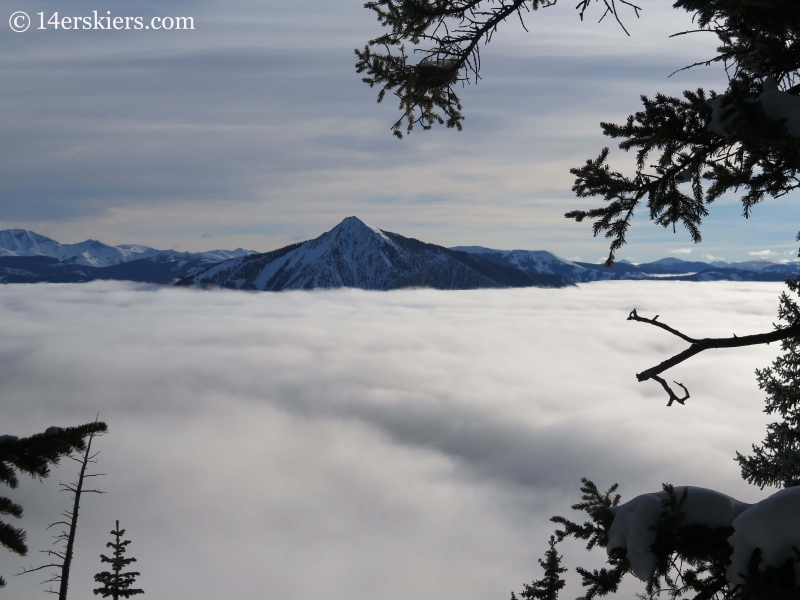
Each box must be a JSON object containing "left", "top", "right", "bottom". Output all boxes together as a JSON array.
[
  {"left": 0, "top": 497, "right": 23, "bottom": 519},
  {"left": 357, "top": 0, "right": 639, "bottom": 137},
  {"left": 0, "top": 520, "right": 28, "bottom": 555}
]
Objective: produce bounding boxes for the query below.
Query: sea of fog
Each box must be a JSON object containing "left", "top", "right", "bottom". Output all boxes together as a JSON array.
[{"left": 1, "top": 280, "right": 788, "bottom": 600}]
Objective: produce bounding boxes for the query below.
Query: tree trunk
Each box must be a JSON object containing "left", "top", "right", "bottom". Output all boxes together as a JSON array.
[{"left": 57, "top": 432, "right": 94, "bottom": 600}]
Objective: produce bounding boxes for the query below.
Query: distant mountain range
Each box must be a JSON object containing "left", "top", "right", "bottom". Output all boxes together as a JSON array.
[
  {"left": 0, "top": 229, "right": 254, "bottom": 267},
  {"left": 1, "top": 218, "right": 799, "bottom": 289},
  {"left": 452, "top": 247, "right": 800, "bottom": 283},
  {"left": 0, "top": 229, "right": 257, "bottom": 284}
]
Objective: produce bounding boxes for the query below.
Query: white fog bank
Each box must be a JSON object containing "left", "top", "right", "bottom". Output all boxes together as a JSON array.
[{"left": 0, "top": 281, "right": 787, "bottom": 600}]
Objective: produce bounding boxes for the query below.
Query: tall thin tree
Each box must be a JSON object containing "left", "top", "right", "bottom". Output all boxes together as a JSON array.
[
  {"left": 17, "top": 425, "right": 105, "bottom": 599},
  {"left": 93, "top": 520, "right": 144, "bottom": 599}
]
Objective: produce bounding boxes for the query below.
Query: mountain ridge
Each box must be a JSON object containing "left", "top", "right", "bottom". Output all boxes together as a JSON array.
[
  {"left": 1, "top": 220, "right": 799, "bottom": 287},
  {"left": 0, "top": 228, "right": 256, "bottom": 268},
  {"left": 452, "top": 247, "right": 800, "bottom": 281},
  {"left": 180, "top": 217, "right": 571, "bottom": 291}
]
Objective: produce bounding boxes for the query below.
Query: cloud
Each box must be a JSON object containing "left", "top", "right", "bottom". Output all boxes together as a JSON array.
[
  {"left": 704, "top": 254, "right": 725, "bottom": 262},
  {"left": 1, "top": 281, "right": 784, "bottom": 600},
  {"left": 749, "top": 250, "right": 777, "bottom": 257},
  {"left": 0, "top": 0, "right": 742, "bottom": 257},
  {"left": 670, "top": 248, "right": 692, "bottom": 255}
]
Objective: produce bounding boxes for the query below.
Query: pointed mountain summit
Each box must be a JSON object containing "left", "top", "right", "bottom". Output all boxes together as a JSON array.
[
  {"left": 181, "top": 217, "right": 572, "bottom": 291},
  {"left": 0, "top": 229, "right": 63, "bottom": 258}
]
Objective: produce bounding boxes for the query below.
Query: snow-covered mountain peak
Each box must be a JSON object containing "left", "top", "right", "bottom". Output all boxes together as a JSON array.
[
  {"left": 186, "top": 218, "right": 572, "bottom": 291},
  {"left": 0, "top": 229, "right": 62, "bottom": 256},
  {"left": 250, "top": 216, "right": 402, "bottom": 288},
  {"left": 295, "top": 216, "right": 399, "bottom": 263},
  {"left": 328, "top": 216, "right": 394, "bottom": 245},
  {"left": 649, "top": 257, "right": 690, "bottom": 266}
]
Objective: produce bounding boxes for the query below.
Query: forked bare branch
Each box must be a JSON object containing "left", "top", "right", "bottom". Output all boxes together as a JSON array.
[{"left": 627, "top": 308, "right": 800, "bottom": 405}]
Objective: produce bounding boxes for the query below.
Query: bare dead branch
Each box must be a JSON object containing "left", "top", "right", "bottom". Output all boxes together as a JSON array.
[
  {"left": 16, "top": 563, "right": 61, "bottom": 576},
  {"left": 628, "top": 309, "right": 800, "bottom": 405},
  {"left": 45, "top": 522, "right": 70, "bottom": 530},
  {"left": 649, "top": 375, "right": 690, "bottom": 407},
  {"left": 627, "top": 308, "right": 700, "bottom": 343}
]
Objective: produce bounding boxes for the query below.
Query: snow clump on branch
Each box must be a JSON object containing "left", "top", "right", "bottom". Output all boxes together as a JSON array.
[
  {"left": 607, "top": 486, "right": 751, "bottom": 581},
  {"left": 608, "top": 485, "right": 800, "bottom": 587},
  {"left": 727, "top": 486, "right": 800, "bottom": 586},
  {"left": 708, "top": 78, "right": 800, "bottom": 139}
]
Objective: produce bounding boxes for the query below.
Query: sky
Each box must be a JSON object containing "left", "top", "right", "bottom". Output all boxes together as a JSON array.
[
  {"left": 1, "top": 280, "right": 789, "bottom": 600},
  {"left": 2, "top": 0, "right": 797, "bottom": 263}
]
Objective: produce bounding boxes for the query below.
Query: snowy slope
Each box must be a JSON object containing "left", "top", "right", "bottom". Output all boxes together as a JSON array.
[
  {"left": 456, "top": 246, "right": 800, "bottom": 282},
  {"left": 184, "top": 217, "right": 572, "bottom": 291},
  {"left": 637, "top": 257, "right": 718, "bottom": 274},
  {"left": 0, "top": 230, "right": 151, "bottom": 266},
  {"left": 0, "top": 229, "right": 258, "bottom": 268},
  {"left": 451, "top": 246, "right": 649, "bottom": 282},
  {"left": 726, "top": 260, "right": 800, "bottom": 275},
  {"left": 0, "top": 230, "right": 64, "bottom": 258},
  {"left": 638, "top": 257, "right": 800, "bottom": 276}
]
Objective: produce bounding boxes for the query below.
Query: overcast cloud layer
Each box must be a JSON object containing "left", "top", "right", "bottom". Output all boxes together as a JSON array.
[
  {"left": 1, "top": 281, "right": 788, "bottom": 600},
  {"left": 4, "top": 0, "right": 797, "bottom": 261}
]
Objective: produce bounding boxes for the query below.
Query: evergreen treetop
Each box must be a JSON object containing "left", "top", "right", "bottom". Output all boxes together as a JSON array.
[
  {"left": 515, "top": 535, "right": 567, "bottom": 600},
  {"left": 93, "top": 520, "right": 144, "bottom": 599}
]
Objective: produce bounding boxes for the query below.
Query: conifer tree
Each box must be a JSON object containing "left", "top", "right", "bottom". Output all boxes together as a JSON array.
[
  {"left": 514, "top": 535, "right": 567, "bottom": 600},
  {"left": 0, "top": 421, "right": 107, "bottom": 589},
  {"left": 737, "top": 277, "right": 800, "bottom": 490},
  {"left": 93, "top": 520, "right": 144, "bottom": 599}
]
